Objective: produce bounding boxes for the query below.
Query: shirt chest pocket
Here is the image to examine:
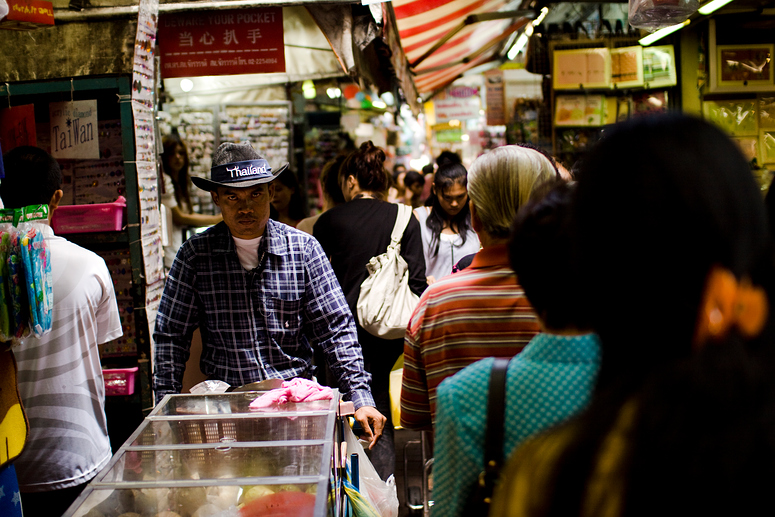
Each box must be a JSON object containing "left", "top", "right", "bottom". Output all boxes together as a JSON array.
[{"left": 264, "top": 297, "right": 303, "bottom": 348}]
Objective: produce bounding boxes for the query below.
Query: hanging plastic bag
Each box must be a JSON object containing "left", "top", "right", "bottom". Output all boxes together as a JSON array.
[
  {"left": 628, "top": 0, "right": 698, "bottom": 31},
  {"left": 342, "top": 422, "right": 399, "bottom": 517},
  {"left": 3, "top": 211, "right": 30, "bottom": 344},
  {"left": 17, "top": 205, "right": 53, "bottom": 337},
  {"left": 0, "top": 208, "right": 17, "bottom": 344}
]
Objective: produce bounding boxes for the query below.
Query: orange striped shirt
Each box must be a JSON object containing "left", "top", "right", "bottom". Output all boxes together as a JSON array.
[{"left": 400, "top": 244, "right": 540, "bottom": 429}]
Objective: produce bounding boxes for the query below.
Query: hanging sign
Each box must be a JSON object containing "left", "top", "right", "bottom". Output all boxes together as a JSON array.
[
  {"left": 157, "top": 7, "right": 285, "bottom": 78},
  {"left": 484, "top": 69, "right": 506, "bottom": 126},
  {"left": 434, "top": 97, "right": 481, "bottom": 122},
  {"left": 0, "top": 104, "right": 36, "bottom": 152},
  {"left": 49, "top": 100, "right": 100, "bottom": 160}
]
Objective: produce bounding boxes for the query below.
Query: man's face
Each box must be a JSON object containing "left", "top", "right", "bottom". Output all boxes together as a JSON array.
[{"left": 212, "top": 183, "right": 275, "bottom": 239}]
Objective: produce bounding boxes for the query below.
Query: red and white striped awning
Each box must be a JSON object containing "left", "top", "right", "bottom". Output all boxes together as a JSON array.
[{"left": 392, "top": 0, "right": 530, "bottom": 95}]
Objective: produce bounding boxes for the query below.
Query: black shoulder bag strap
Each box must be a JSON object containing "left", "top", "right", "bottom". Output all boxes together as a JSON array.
[{"left": 464, "top": 357, "right": 512, "bottom": 514}]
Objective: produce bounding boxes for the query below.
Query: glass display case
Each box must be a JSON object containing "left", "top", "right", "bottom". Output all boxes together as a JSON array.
[{"left": 63, "top": 392, "right": 341, "bottom": 517}]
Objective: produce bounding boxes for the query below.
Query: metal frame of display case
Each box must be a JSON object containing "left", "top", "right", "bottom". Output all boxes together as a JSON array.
[{"left": 62, "top": 391, "right": 344, "bottom": 517}]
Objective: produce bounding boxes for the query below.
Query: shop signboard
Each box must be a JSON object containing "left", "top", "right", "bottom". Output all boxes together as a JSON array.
[
  {"left": 484, "top": 69, "right": 506, "bottom": 126},
  {"left": 49, "top": 100, "right": 100, "bottom": 160},
  {"left": 434, "top": 96, "right": 480, "bottom": 122},
  {"left": 0, "top": 0, "right": 54, "bottom": 31},
  {"left": 158, "top": 7, "right": 285, "bottom": 78},
  {"left": 0, "top": 104, "right": 36, "bottom": 152}
]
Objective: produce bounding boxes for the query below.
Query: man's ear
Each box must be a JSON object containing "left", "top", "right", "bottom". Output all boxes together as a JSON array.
[
  {"left": 267, "top": 182, "right": 276, "bottom": 198},
  {"left": 211, "top": 190, "right": 220, "bottom": 207},
  {"left": 470, "top": 202, "right": 483, "bottom": 233},
  {"left": 49, "top": 189, "right": 64, "bottom": 211}
]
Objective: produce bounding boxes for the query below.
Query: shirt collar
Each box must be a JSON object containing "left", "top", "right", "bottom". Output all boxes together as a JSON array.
[
  {"left": 212, "top": 219, "right": 288, "bottom": 257},
  {"left": 470, "top": 244, "right": 510, "bottom": 269}
]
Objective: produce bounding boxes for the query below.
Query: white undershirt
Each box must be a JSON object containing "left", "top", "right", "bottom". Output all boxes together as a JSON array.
[{"left": 232, "top": 235, "right": 263, "bottom": 270}]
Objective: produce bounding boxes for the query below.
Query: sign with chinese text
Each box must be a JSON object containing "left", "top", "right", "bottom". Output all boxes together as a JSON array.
[
  {"left": 484, "top": 69, "right": 505, "bottom": 126},
  {"left": 434, "top": 96, "right": 480, "bottom": 122},
  {"left": 158, "top": 8, "right": 285, "bottom": 78},
  {"left": 0, "top": 0, "right": 54, "bottom": 31},
  {"left": 0, "top": 104, "right": 36, "bottom": 152},
  {"left": 49, "top": 100, "right": 100, "bottom": 159}
]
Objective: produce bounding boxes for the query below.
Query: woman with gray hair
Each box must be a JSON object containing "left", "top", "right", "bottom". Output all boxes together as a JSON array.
[
  {"left": 467, "top": 145, "right": 557, "bottom": 240},
  {"left": 401, "top": 145, "right": 556, "bottom": 433}
]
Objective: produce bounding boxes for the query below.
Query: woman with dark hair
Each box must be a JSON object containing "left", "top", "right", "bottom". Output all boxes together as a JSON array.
[
  {"left": 161, "top": 133, "right": 222, "bottom": 269},
  {"left": 414, "top": 162, "right": 480, "bottom": 283},
  {"left": 271, "top": 168, "right": 306, "bottom": 227},
  {"left": 314, "top": 141, "right": 427, "bottom": 481},
  {"left": 490, "top": 114, "right": 775, "bottom": 516},
  {"left": 297, "top": 155, "right": 346, "bottom": 235}
]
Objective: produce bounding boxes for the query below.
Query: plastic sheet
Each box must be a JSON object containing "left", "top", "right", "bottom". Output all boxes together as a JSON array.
[{"left": 628, "top": 0, "right": 698, "bottom": 31}]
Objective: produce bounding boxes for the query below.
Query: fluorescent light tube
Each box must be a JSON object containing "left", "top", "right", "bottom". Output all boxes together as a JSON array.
[
  {"left": 699, "top": 0, "right": 735, "bottom": 14},
  {"left": 508, "top": 33, "right": 529, "bottom": 59},
  {"left": 638, "top": 20, "right": 690, "bottom": 46}
]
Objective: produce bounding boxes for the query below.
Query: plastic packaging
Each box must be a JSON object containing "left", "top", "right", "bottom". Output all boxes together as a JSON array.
[
  {"left": 17, "top": 205, "right": 53, "bottom": 337},
  {"left": 343, "top": 422, "right": 399, "bottom": 517},
  {"left": 628, "top": 0, "right": 698, "bottom": 31}
]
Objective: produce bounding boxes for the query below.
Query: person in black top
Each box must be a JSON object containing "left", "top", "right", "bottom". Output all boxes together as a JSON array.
[{"left": 314, "top": 141, "right": 427, "bottom": 481}]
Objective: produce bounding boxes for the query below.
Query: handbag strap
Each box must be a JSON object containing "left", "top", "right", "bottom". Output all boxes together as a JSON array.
[
  {"left": 389, "top": 204, "right": 413, "bottom": 246},
  {"left": 480, "top": 357, "right": 512, "bottom": 500}
]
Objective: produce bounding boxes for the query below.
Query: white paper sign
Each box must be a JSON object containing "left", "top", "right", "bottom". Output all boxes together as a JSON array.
[{"left": 49, "top": 100, "right": 100, "bottom": 159}]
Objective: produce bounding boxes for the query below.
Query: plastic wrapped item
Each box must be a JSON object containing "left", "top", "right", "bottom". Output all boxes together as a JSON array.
[
  {"left": 18, "top": 205, "right": 53, "bottom": 337},
  {"left": 190, "top": 380, "right": 231, "bottom": 395},
  {"left": 5, "top": 226, "right": 30, "bottom": 343},
  {"left": 628, "top": 0, "right": 698, "bottom": 31}
]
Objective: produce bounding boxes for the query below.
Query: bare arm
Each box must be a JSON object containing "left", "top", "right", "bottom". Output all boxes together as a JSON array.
[{"left": 170, "top": 205, "right": 222, "bottom": 227}]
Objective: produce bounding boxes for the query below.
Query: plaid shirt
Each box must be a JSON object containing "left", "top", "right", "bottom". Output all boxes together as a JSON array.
[{"left": 153, "top": 219, "right": 374, "bottom": 409}]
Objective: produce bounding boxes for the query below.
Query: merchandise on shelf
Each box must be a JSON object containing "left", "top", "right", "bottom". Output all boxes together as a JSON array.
[
  {"left": 98, "top": 248, "right": 136, "bottom": 358},
  {"left": 304, "top": 128, "right": 348, "bottom": 213},
  {"left": 219, "top": 105, "right": 290, "bottom": 172}
]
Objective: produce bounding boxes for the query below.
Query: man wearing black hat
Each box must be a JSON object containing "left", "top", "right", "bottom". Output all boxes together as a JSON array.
[{"left": 153, "top": 142, "right": 386, "bottom": 446}]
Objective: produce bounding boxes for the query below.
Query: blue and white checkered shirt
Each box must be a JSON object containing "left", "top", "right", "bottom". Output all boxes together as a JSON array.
[{"left": 153, "top": 219, "right": 374, "bottom": 409}]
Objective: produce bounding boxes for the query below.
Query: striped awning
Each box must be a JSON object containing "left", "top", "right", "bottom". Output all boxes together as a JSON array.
[{"left": 392, "top": 0, "right": 531, "bottom": 95}]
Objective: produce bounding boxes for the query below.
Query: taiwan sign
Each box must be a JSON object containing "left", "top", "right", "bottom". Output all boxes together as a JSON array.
[
  {"left": 49, "top": 100, "right": 99, "bottom": 160},
  {"left": 157, "top": 8, "right": 285, "bottom": 78}
]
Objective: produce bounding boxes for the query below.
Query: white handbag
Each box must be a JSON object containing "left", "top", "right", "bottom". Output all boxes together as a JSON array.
[{"left": 356, "top": 204, "right": 419, "bottom": 340}]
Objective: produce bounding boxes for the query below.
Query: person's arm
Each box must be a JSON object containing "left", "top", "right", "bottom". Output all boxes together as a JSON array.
[
  {"left": 401, "top": 214, "right": 429, "bottom": 297},
  {"left": 153, "top": 248, "right": 199, "bottom": 403},
  {"left": 94, "top": 262, "right": 124, "bottom": 345},
  {"left": 400, "top": 293, "right": 434, "bottom": 430},
  {"left": 170, "top": 205, "right": 222, "bottom": 228},
  {"left": 302, "top": 237, "right": 385, "bottom": 445}
]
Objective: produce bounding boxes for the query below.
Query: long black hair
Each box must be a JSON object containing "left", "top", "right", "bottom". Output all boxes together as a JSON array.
[
  {"left": 425, "top": 162, "right": 473, "bottom": 256},
  {"left": 497, "top": 113, "right": 775, "bottom": 516},
  {"left": 273, "top": 168, "right": 306, "bottom": 221},
  {"left": 161, "top": 132, "right": 192, "bottom": 212}
]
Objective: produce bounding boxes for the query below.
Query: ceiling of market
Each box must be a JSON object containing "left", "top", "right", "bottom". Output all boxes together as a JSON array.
[{"left": 391, "top": 0, "right": 775, "bottom": 97}]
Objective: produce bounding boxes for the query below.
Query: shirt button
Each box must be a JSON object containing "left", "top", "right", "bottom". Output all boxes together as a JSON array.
[{"left": 284, "top": 321, "right": 290, "bottom": 328}]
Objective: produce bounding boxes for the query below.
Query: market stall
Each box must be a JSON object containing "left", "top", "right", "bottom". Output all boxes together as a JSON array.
[{"left": 63, "top": 390, "right": 349, "bottom": 517}]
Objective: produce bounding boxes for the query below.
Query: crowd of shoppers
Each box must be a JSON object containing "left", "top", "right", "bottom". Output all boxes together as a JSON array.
[{"left": 5, "top": 111, "right": 775, "bottom": 516}]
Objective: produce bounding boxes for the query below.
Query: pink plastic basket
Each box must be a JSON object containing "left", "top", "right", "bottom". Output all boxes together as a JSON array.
[
  {"left": 51, "top": 196, "right": 126, "bottom": 234},
  {"left": 103, "top": 366, "right": 138, "bottom": 396}
]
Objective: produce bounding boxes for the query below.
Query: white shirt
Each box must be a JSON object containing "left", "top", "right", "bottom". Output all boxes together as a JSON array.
[
  {"left": 233, "top": 235, "right": 263, "bottom": 270},
  {"left": 14, "top": 225, "right": 122, "bottom": 491}
]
